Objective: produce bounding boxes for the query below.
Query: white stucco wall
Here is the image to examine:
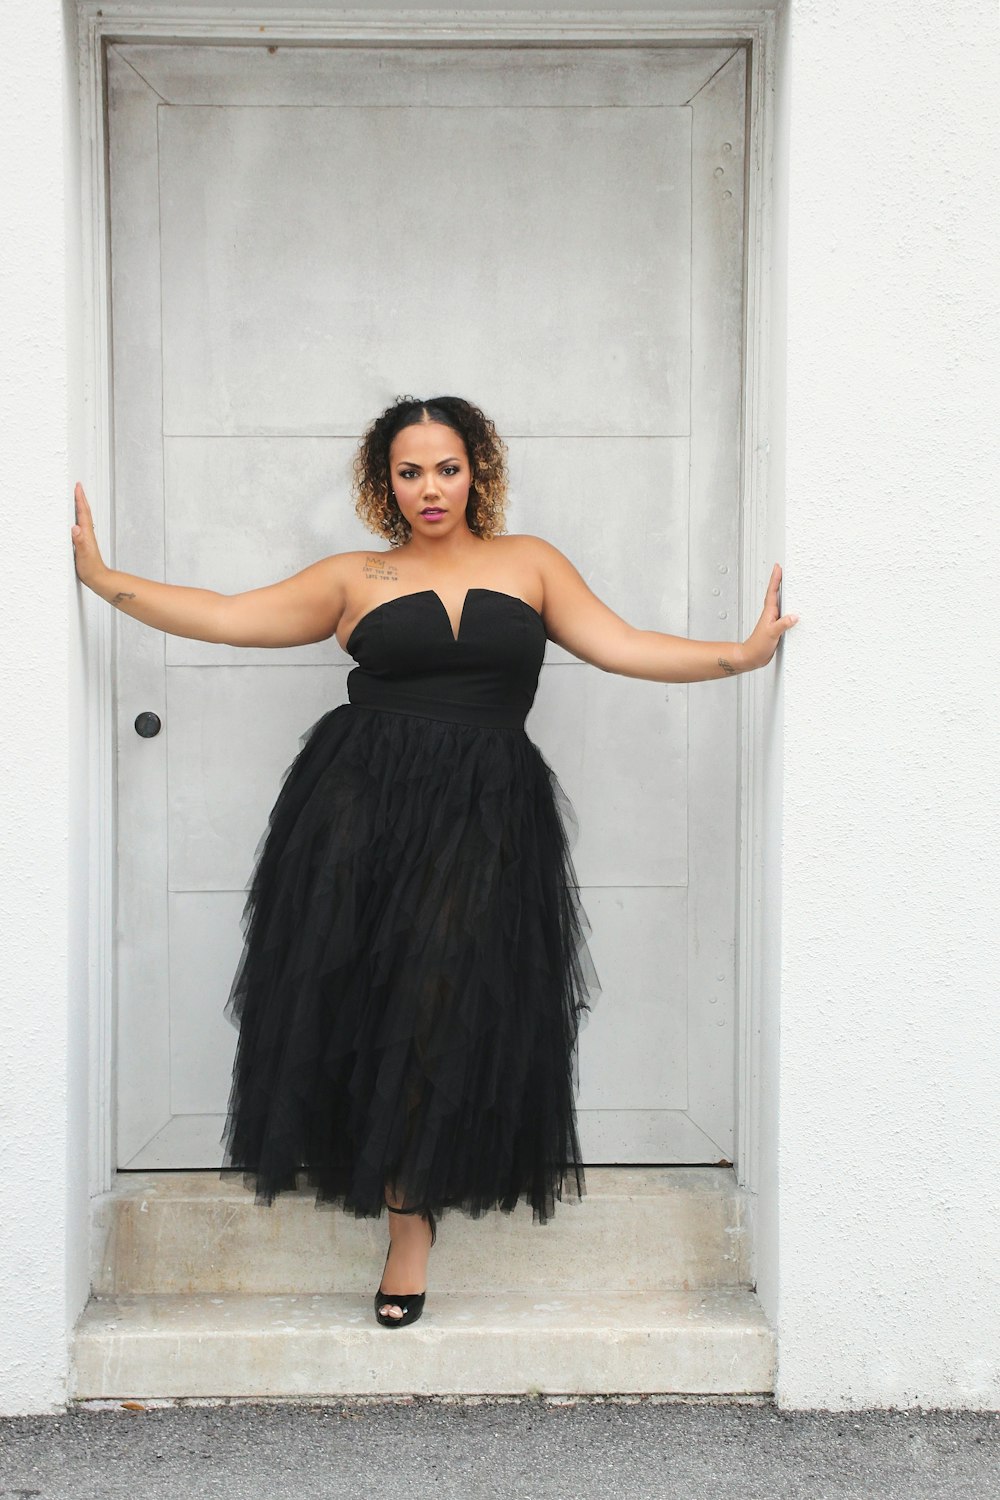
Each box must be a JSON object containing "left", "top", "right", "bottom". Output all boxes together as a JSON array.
[
  {"left": 751, "top": 0, "right": 789, "bottom": 1383},
  {"left": 0, "top": 0, "right": 996, "bottom": 1414},
  {"left": 766, "top": 0, "right": 1000, "bottom": 1407},
  {"left": 62, "top": 0, "right": 96, "bottom": 1386},
  {"left": 0, "top": 0, "right": 91, "bottom": 1415}
]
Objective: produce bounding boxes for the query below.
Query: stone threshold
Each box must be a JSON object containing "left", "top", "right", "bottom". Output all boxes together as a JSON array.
[{"left": 72, "top": 1287, "right": 775, "bottom": 1399}]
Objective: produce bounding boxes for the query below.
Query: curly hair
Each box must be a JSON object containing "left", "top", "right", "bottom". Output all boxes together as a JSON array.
[{"left": 353, "top": 395, "right": 508, "bottom": 546}]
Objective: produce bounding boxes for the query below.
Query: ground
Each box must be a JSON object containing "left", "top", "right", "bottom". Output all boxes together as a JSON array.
[{"left": 0, "top": 1396, "right": 996, "bottom": 1499}]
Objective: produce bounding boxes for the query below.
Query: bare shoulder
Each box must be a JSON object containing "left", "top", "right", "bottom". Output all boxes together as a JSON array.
[
  {"left": 495, "top": 532, "right": 554, "bottom": 551},
  {"left": 274, "top": 549, "right": 396, "bottom": 614},
  {"left": 499, "top": 533, "right": 580, "bottom": 580},
  {"left": 335, "top": 546, "right": 407, "bottom": 592},
  {"left": 313, "top": 548, "right": 397, "bottom": 586},
  {"left": 493, "top": 532, "right": 569, "bottom": 568},
  {"left": 322, "top": 547, "right": 395, "bottom": 570}
]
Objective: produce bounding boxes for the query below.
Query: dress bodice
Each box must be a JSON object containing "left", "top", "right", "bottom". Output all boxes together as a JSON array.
[{"left": 345, "top": 588, "right": 547, "bottom": 729}]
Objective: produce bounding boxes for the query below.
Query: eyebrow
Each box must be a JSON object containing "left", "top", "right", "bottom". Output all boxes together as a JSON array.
[{"left": 393, "top": 456, "right": 462, "bottom": 469}]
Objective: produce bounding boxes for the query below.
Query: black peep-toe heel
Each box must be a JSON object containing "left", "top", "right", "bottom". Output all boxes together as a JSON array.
[{"left": 374, "top": 1205, "right": 437, "bottom": 1329}]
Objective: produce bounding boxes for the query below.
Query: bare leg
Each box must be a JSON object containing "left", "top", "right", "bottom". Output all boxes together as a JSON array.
[{"left": 377, "top": 1182, "right": 435, "bottom": 1322}]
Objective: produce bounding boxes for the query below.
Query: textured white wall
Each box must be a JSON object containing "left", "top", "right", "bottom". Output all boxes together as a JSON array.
[
  {"left": 0, "top": 0, "right": 90, "bottom": 1414},
  {"left": 0, "top": 0, "right": 59, "bottom": 1409},
  {"left": 771, "top": 0, "right": 1000, "bottom": 1408},
  {"left": 62, "top": 0, "right": 94, "bottom": 1383},
  {"left": 751, "top": 0, "right": 790, "bottom": 1363}
]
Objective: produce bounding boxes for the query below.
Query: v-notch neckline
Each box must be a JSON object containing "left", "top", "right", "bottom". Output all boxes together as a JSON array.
[{"left": 433, "top": 589, "right": 470, "bottom": 645}]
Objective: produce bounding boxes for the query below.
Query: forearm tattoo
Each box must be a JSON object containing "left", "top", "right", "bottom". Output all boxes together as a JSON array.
[
  {"left": 111, "top": 591, "right": 137, "bottom": 606},
  {"left": 718, "top": 656, "right": 738, "bottom": 675},
  {"left": 362, "top": 556, "right": 399, "bottom": 584}
]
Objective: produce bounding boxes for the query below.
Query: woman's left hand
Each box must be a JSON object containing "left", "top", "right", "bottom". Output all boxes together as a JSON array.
[{"left": 740, "top": 564, "right": 799, "bottom": 670}]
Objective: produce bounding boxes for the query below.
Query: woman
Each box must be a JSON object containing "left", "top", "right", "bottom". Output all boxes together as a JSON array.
[{"left": 71, "top": 394, "right": 798, "bottom": 1329}]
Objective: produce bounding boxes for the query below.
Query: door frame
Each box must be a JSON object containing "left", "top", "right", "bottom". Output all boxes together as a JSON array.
[{"left": 74, "top": 0, "right": 781, "bottom": 1200}]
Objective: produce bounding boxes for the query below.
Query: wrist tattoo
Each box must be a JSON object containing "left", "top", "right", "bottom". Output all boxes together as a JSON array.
[
  {"left": 111, "top": 591, "right": 137, "bottom": 606},
  {"left": 362, "top": 556, "right": 399, "bottom": 583},
  {"left": 718, "top": 656, "right": 738, "bottom": 675}
]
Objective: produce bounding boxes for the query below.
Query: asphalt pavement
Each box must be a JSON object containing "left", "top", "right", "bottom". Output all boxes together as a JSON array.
[{"left": 1, "top": 1396, "right": 997, "bottom": 1499}]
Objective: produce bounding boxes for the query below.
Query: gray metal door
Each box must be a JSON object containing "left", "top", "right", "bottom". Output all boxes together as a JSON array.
[{"left": 107, "top": 41, "right": 748, "bottom": 1168}]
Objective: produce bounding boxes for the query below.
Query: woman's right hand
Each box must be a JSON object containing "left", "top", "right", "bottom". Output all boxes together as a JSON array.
[
  {"left": 68, "top": 479, "right": 347, "bottom": 646},
  {"left": 71, "top": 482, "right": 109, "bottom": 591}
]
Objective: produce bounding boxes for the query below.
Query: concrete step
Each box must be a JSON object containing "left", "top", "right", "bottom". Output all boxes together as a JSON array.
[
  {"left": 93, "top": 1167, "right": 748, "bottom": 1296},
  {"left": 71, "top": 1288, "right": 774, "bottom": 1399}
]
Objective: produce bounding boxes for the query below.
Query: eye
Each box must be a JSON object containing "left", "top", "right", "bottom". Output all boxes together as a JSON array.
[
  {"left": 442, "top": 466, "right": 460, "bottom": 476},
  {"left": 399, "top": 469, "right": 418, "bottom": 480}
]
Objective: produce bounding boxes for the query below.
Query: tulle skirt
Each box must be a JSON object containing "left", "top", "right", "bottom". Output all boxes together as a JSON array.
[{"left": 220, "top": 702, "right": 600, "bottom": 1224}]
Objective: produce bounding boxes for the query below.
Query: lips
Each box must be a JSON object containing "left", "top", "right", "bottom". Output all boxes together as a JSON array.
[{"left": 421, "top": 508, "right": 445, "bottom": 516}]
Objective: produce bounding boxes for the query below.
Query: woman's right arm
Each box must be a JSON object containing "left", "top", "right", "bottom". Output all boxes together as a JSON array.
[{"left": 71, "top": 482, "right": 347, "bottom": 648}]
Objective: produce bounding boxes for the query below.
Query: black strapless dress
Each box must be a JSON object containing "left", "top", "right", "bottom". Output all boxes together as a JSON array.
[{"left": 220, "top": 587, "right": 600, "bottom": 1223}]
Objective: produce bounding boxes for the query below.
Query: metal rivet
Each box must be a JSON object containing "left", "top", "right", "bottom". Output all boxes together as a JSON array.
[
  {"left": 718, "top": 611, "right": 728, "bottom": 620},
  {"left": 714, "top": 166, "right": 725, "bottom": 178},
  {"left": 719, "top": 564, "right": 729, "bottom": 574},
  {"left": 712, "top": 587, "right": 721, "bottom": 596},
  {"left": 722, "top": 142, "right": 732, "bottom": 152}
]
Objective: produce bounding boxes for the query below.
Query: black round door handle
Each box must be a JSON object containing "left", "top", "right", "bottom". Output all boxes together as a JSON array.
[{"left": 134, "top": 711, "right": 162, "bottom": 738}]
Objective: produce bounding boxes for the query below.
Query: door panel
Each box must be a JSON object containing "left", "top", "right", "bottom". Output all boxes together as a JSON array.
[
  {"left": 168, "top": 892, "right": 246, "bottom": 1116},
  {"left": 116, "top": 42, "right": 737, "bottom": 110},
  {"left": 157, "top": 104, "right": 691, "bottom": 438},
  {"left": 166, "top": 666, "right": 351, "bottom": 892},
  {"left": 107, "top": 42, "right": 748, "bottom": 1169}
]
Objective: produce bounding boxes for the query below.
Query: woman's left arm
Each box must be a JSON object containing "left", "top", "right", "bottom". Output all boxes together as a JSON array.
[{"left": 533, "top": 540, "right": 799, "bottom": 682}]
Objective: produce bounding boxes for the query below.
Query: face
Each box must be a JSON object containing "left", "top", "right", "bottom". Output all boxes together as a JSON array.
[{"left": 388, "top": 422, "right": 474, "bottom": 537}]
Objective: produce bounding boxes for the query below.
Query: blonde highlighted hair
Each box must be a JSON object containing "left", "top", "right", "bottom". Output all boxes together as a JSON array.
[{"left": 353, "top": 395, "right": 508, "bottom": 546}]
